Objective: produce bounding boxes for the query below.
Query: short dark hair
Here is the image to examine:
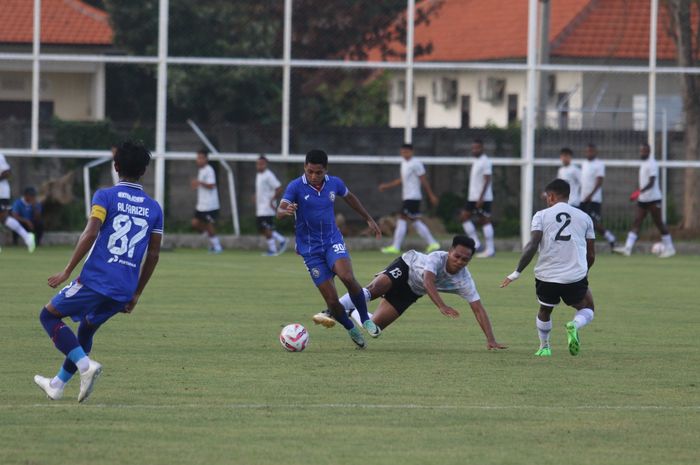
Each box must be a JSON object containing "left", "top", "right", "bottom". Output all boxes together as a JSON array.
[
  {"left": 401, "top": 143, "right": 413, "bottom": 150},
  {"left": 305, "top": 149, "right": 328, "bottom": 167},
  {"left": 197, "top": 148, "right": 209, "bottom": 158},
  {"left": 587, "top": 142, "right": 596, "bottom": 149},
  {"left": 114, "top": 141, "right": 151, "bottom": 179},
  {"left": 473, "top": 138, "right": 484, "bottom": 146},
  {"left": 640, "top": 142, "right": 651, "bottom": 149},
  {"left": 451, "top": 235, "right": 476, "bottom": 255},
  {"left": 258, "top": 154, "right": 268, "bottom": 161},
  {"left": 545, "top": 178, "right": 570, "bottom": 198},
  {"left": 560, "top": 147, "right": 573, "bottom": 156}
]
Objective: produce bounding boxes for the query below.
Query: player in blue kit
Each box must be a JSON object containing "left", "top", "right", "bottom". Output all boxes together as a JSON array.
[
  {"left": 277, "top": 149, "right": 382, "bottom": 349},
  {"left": 34, "top": 141, "right": 163, "bottom": 402}
]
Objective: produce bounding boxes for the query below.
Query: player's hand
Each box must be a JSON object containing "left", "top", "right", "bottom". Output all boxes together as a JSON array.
[
  {"left": 282, "top": 202, "right": 298, "bottom": 216},
  {"left": 48, "top": 270, "right": 70, "bottom": 288},
  {"left": 429, "top": 193, "right": 439, "bottom": 207},
  {"left": 583, "top": 195, "right": 592, "bottom": 203},
  {"left": 629, "top": 189, "right": 641, "bottom": 202},
  {"left": 487, "top": 340, "right": 508, "bottom": 350},
  {"left": 123, "top": 295, "right": 139, "bottom": 314},
  {"left": 378, "top": 183, "right": 388, "bottom": 192},
  {"left": 190, "top": 179, "right": 199, "bottom": 190},
  {"left": 500, "top": 277, "right": 513, "bottom": 288},
  {"left": 367, "top": 219, "right": 382, "bottom": 239},
  {"left": 439, "top": 305, "right": 460, "bottom": 319},
  {"left": 476, "top": 199, "right": 484, "bottom": 209}
]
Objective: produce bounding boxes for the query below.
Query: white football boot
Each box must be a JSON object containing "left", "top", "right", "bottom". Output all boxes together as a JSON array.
[
  {"left": 78, "top": 360, "right": 103, "bottom": 403},
  {"left": 34, "top": 375, "right": 64, "bottom": 400}
]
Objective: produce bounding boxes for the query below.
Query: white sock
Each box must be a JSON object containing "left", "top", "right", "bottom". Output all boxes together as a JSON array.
[
  {"left": 210, "top": 236, "right": 222, "bottom": 250},
  {"left": 462, "top": 221, "right": 481, "bottom": 249},
  {"left": 572, "top": 308, "right": 594, "bottom": 330},
  {"left": 76, "top": 356, "right": 91, "bottom": 374},
  {"left": 272, "top": 231, "right": 285, "bottom": 243},
  {"left": 661, "top": 234, "right": 674, "bottom": 248},
  {"left": 605, "top": 230, "right": 616, "bottom": 244},
  {"left": 392, "top": 218, "right": 408, "bottom": 249},
  {"left": 266, "top": 238, "right": 277, "bottom": 253},
  {"left": 536, "top": 317, "right": 552, "bottom": 349},
  {"left": 50, "top": 377, "right": 66, "bottom": 389},
  {"left": 4, "top": 216, "right": 29, "bottom": 243},
  {"left": 413, "top": 220, "right": 437, "bottom": 245},
  {"left": 338, "top": 288, "right": 370, "bottom": 314},
  {"left": 483, "top": 223, "right": 495, "bottom": 253},
  {"left": 625, "top": 232, "right": 638, "bottom": 250},
  {"left": 350, "top": 310, "right": 372, "bottom": 327}
]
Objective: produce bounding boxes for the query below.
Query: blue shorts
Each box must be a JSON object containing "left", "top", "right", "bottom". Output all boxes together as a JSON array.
[
  {"left": 302, "top": 242, "right": 351, "bottom": 286},
  {"left": 51, "top": 279, "right": 126, "bottom": 326}
]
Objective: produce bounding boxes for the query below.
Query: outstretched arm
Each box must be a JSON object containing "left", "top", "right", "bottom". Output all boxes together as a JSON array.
[
  {"left": 342, "top": 192, "right": 381, "bottom": 239},
  {"left": 124, "top": 232, "right": 162, "bottom": 313},
  {"left": 500, "top": 230, "right": 543, "bottom": 287},
  {"left": 469, "top": 300, "right": 507, "bottom": 350},
  {"left": 48, "top": 217, "right": 102, "bottom": 288},
  {"left": 423, "top": 271, "right": 460, "bottom": 319}
]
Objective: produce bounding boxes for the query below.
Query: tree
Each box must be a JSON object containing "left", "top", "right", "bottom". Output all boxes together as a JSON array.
[{"left": 666, "top": 0, "right": 700, "bottom": 230}]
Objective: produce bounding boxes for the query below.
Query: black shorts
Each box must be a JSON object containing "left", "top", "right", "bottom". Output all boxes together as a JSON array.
[
  {"left": 464, "top": 201, "right": 492, "bottom": 217},
  {"left": 579, "top": 201, "right": 602, "bottom": 223},
  {"left": 194, "top": 209, "right": 219, "bottom": 224},
  {"left": 381, "top": 257, "right": 422, "bottom": 315},
  {"left": 535, "top": 277, "right": 589, "bottom": 307},
  {"left": 401, "top": 200, "right": 421, "bottom": 218},
  {"left": 637, "top": 200, "right": 661, "bottom": 210},
  {"left": 256, "top": 216, "right": 274, "bottom": 231},
  {"left": 0, "top": 199, "right": 10, "bottom": 212}
]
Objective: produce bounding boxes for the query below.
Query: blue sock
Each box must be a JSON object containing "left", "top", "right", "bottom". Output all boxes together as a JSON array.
[
  {"left": 331, "top": 306, "right": 355, "bottom": 330},
  {"left": 350, "top": 291, "right": 370, "bottom": 323},
  {"left": 61, "top": 319, "right": 100, "bottom": 379},
  {"left": 39, "top": 308, "right": 82, "bottom": 357}
]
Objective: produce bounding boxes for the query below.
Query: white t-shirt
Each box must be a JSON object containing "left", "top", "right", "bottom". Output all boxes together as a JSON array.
[
  {"left": 468, "top": 154, "right": 493, "bottom": 202},
  {"left": 581, "top": 158, "right": 605, "bottom": 203},
  {"left": 638, "top": 157, "right": 662, "bottom": 202},
  {"left": 255, "top": 169, "right": 282, "bottom": 216},
  {"left": 196, "top": 164, "right": 220, "bottom": 211},
  {"left": 400, "top": 157, "right": 426, "bottom": 200},
  {"left": 400, "top": 250, "right": 481, "bottom": 303},
  {"left": 531, "top": 202, "right": 595, "bottom": 284},
  {"left": 0, "top": 153, "right": 10, "bottom": 199},
  {"left": 557, "top": 164, "right": 582, "bottom": 206}
]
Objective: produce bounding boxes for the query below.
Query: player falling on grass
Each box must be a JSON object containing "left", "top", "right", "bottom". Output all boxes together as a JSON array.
[
  {"left": 501, "top": 179, "right": 596, "bottom": 357},
  {"left": 379, "top": 143, "right": 440, "bottom": 254},
  {"left": 614, "top": 142, "right": 675, "bottom": 258},
  {"left": 34, "top": 141, "right": 163, "bottom": 402},
  {"left": 255, "top": 155, "right": 288, "bottom": 256},
  {"left": 277, "top": 149, "right": 382, "bottom": 349},
  {"left": 313, "top": 235, "right": 507, "bottom": 350},
  {"left": 191, "top": 149, "right": 223, "bottom": 254}
]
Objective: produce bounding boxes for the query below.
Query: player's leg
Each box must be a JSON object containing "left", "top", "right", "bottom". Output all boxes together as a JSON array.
[
  {"left": 340, "top": 274, "right": 394, "bottom": 326},
  {"left": 477, "top": 205, "right": 495, "bottom": 257},
  {"left": 371, "top": 299, "right": 402, "bottom": 330},
  {"left": 406, "top": 200, "right": 439, "bottom": 252},
  {"left": 382, "top": 209, "right": 409, "bottom": 254},
  {"left": 258, "top": 217, "right": 277, "bottom": 255},
  {"left": 648, "top": 203, "right": 675, "bottom": 257},
  {"left": 460, "top": 206, "right": 481, "bottom": 250},
  {"left": 204, "top": 212, "right": 222, "bottom": 253},
  {"left": 564, "top": 280, "right": 595, "bottom": 356},
  {"left": 333, "top": 256, "right": 381, "bottom": 337},
  {"left": 591, "top": 203, "right": 616, "bottom": 249},
  {"left": 53, "top": 318, "right": 101, "bottom": 390},
  {"left": 316, "top": 278, "right": 366, "bottom": 349},
  {"left": 616, "top": 205, "right": 647, "bottom": 256},
  {"left": 535, "top": 279, "right": 560, "bottom": 356},
  {"left": 2, "top": 211, "right": 35, "bottom": 252}
]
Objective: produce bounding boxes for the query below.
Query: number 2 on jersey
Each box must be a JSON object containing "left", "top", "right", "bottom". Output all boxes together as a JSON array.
[
  {"left": 554, "top": 212, "right": 572, "bottom": 241},
  {"left": 107, "top": 214, "right": 149, "bottom": 258}
]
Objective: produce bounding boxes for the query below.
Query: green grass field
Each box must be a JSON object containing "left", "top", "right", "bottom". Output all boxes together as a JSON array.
[{"left": 1, "top": 246, "right": 698, "bottom": 465}]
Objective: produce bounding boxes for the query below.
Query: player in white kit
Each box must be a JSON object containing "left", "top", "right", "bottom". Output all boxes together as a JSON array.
[
  {"left": 314, "top": 235, "right": 507, "bottom": 350},
  {"left": 501, "top": 179, "right": 597, "bottom": 357},
  {"left": 580, "top": 143, "right": 616, "bottom": 250},
  {"left": 0, "top": 152, "right": 35, "bottom": 253},
  {"left": 190, "top": 149, "right": 223, "bottom": 253},
  {"left": 461, "top": 139, "right": 496, "bottom": 258},
  {"left": 379, "top": 143, "right": 440, "bottom": 254},
  {"left": 614, "top": 143, "right": 675, "bottom": 258},
  {"left": 254, "top": 155, "right": 287, "bottom": 256},
  {"left": 557, "top": 148, "right": 581, "bottom": 207}
]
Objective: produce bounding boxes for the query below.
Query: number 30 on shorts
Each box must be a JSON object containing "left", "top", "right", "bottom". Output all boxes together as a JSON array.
[{"left": 332, "top": 243, "right": 346, "bottom": 254}]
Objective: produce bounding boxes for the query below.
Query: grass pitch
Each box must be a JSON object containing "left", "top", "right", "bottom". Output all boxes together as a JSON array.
[{"left": 0, "top": 246, "right": 698, "bottom": 465}]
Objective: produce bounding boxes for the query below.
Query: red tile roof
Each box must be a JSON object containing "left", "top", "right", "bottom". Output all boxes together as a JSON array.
[{"left": 0, "top": 0, "right": 112, "bottom": 46}]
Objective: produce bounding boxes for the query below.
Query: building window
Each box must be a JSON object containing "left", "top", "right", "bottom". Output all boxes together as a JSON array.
[
  {"left": 417, "top": 96, "right": 426, "bottom": 128},
  {"left": 0, "top": 100, "right": 54, "bottom": 122},
  {"left": 461, "top": 95, "right": 471, "bottom": 128},
  {"left": 507, "top": 94, "right": 518, "bottom": 125}
]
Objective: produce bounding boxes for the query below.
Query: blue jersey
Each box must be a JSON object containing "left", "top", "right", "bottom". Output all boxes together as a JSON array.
[
  {"left": 281, "top": 174, "right": 348, "bottom": 255},
  {"left": 12, "top": 198, "right": 41, "bottom": 220},
  {"left": 79, "top": 181, "right": 163, "bottom": 302}
]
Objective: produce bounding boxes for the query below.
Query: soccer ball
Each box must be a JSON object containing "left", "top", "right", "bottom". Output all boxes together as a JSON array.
[
  {"left": 651, "top": 242, "right": 665, "bottom": 256},
  {"left": 279, "top": 323, "right": 309, "bottom": 352}
]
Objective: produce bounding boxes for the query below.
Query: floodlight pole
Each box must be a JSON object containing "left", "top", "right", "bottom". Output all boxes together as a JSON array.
[
  {"left": 282, "top": 0, "right": 292, "bottom": 158},
  {"left": 31, "top": 0, "right": 41, "bottom": 154},
  {"left": 154, "top": 0, "right": 169, "bottom": 208},
  {"left": 648, "top": 0, "right": 658, "bottom": 149},
  {"left": 521, "top": 0, "right": 539, "bottom": 247},
  {"left": 404, "top": 0, "right": 416, "bottom": 144}
]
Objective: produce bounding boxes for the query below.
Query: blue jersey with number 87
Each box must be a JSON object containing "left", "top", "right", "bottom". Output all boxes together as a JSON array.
[{"left": 79, "top": 181, "right": 163, "bottom": 302}]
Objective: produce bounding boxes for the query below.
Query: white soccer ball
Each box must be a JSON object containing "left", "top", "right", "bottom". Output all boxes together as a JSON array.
[
  {"left": 279, "top": 323, "right": 309, "bottom": 352},
  {"left": 651, "top": 242, "right": 665, "bottom": 256}
]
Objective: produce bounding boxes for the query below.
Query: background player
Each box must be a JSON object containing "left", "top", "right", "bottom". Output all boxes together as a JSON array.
[
  {"left": 580, "top": 143, "right": 616, "bottom": 250},
  {"left": 461, "top": 139, "right": 495, "bottom": 258},
  {"left": 190, "top": 149, "right": 222, "bottom": 253},
  {"left": 379, "top": 143, "right": 440, "bottom": 254},
  {"left": 11, "top": 186, "right": 43, "bottom": 246},
  {"left": 0, "top": 152, "right": 35, "bottom": 253},
  {"left": 254, "top": 155, "right": 287, "bottom": 256},
  {"left": 277, "top": 149, "right": 382, "bottom": 349},
  {"left": 614, "top": 143, "right": 675, "bottom": 258},
  {"left": 34, "top": 141, "right": 163, "bottom": 402},
  {"left": 557, "top": 147, "right": 581, "bottom": 207},
  {"left": 314, "top": 235, "right": 507, "bottom": 350},
  {"left": 501, "top": 179, "right": 596, "bottom": 357}
]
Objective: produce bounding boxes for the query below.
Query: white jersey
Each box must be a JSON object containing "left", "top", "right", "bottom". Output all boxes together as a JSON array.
[
  {"left": 400, "top": 157, "right": 426, "bottom": 200},
  {"left": 557, "top": 164, "right": 582, "bottom": 206},
  {"left": 468, "top": 154, "right": 493, "bottom": 202},
  {"left": 401, "top": 250, "right": 481, "bottom": 303},
  {"left": 255, "top": 169, "right": 282, "bottom": 216},
  {"left": 0, "top": 153, "right": 10, "bottom": 199},
  {"left": 531, "top": 202, "right": 595, "bottom": 284},
  {"left": 638, "top": 157, "right": 662, "bottom": 202},
  {"left": 196, "top": 164, "right": 220, "bottom": 211},
  {"left": 581, "top": 158, "right": 605, "bottom": 203}
]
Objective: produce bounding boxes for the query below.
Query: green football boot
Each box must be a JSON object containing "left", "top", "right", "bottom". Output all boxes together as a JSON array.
[
  {"left": 565, "top": 322, "right": 580, "bottom": 356},
  {"left": 534, "top": 347, "right": 552, "bottom": 357}
]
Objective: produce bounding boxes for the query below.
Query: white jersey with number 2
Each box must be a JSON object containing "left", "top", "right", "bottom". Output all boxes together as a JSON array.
[{"left": 531, "top": 202, "right": 595, "bottom": 284}]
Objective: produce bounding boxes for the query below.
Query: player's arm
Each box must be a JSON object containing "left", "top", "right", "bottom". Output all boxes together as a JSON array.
[
  {"left": 342, "top": 192, "right": 381, "bottom": 238},
  {"left": 47, "top": 216, "right": 103, "bottom": 288},
  {"left": 419, "top": 174, "right": 439, "bottom": 206},
  {"left": 468, "top": 299, "right": 507, "bottom": 350},
  {"left": 586, "top": 238, "right": 595, "bottom": 270},
  {"left": 584, "top": 176, "right": 604, "bottom": 202},
  {"left": 477, "top": 174, "right": 492, "bottom": 207},
  {"left": 423, "top": 271, "right": 460, "bottom": 318},
  {"left": 0, "top": 169, "right": 10, "bottom": 180},
  {"left": 378, "top": 177, "right": 401, "bottom": 192},
  {"left": 123, "top": 233, "right": 162, "bottom": 314},
  {"left": 500, "top": 230, "right": 543, "bottom": 288},
  {"left": 640, "top": 175, "right": 656, "bottom": 192},
  {"left": 194, "top": 180, "right": 216, "bottom": 189}
]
